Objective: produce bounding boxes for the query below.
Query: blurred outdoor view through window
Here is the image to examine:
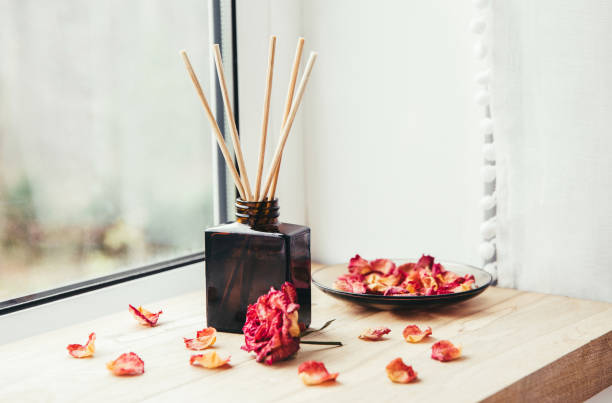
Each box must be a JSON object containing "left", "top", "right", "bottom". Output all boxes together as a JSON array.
[{"left": 0, "top": 1, "right": 215, "bottom": 301}]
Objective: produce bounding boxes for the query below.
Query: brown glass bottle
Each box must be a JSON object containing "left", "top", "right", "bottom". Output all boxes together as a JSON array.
[{"left": 204, "top": 198, "right": 311, "bottom": 333}]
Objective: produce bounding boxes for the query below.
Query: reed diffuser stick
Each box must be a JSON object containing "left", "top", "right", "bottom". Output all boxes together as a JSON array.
[
  {"left": 254, "top": 36, "right": 277, "bottom": 201},
  {"left": 267, "top": 37, "right": 305, "bottom": 201},
  {"left": 261, "top": 52, "right": 317, "bottom": 197},
  {"left": 212, "top": 44, "right": 254, "bottom": 200},
  {"left": 180, "top": 50, "right": 246, "bottom": 200}
]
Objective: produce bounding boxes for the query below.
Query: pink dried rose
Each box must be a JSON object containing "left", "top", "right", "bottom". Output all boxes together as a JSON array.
[
  {"left": 402, "top": 325, "right": 432, "bottom": 343},
  {"left": 129, "top": 304, "right": 162, "bottom": 327},
  {"left": 298, "top": 361, "right": 339, "bottom": 385},
  {"left": 190, "top": 351, "right": 231, "bottom": 368},
  {"left": 184, "top": 328, "right": 217, "bottom": 350},
  {"left": 241, "top": 282, "right": 301, "bottom": 365},
  {"left": 106, "top": 352, "right": 145, "bottom": 376},
  {"left": 431, "top": 340, "right": 462, "bottom": 362},
  {"left": 67, "top": 332, "right": 96, "bottom": 358},
  {"left": 358, "top": 327, "right": 391, "bottom": 341},
  {"left": 386, "top": 358, "right": 417, "bottom": 383}
]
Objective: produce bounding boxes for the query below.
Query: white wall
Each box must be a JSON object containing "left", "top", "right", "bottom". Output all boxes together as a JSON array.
[{"left": 237, "top": 0, "right": 482, "bottom": 266}]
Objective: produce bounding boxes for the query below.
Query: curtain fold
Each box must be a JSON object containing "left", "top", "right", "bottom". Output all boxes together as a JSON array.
[{"left": 491, "top": 0, "right": 612, "bottom": 301}]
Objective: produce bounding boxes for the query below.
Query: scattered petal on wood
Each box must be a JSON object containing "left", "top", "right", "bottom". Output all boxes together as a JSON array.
[
  {"left": 386, "top": 358, "right": 417, "bottom": 384},
  {"left": 129, "top": 304, "right": 162, "bottom": 327},
  {"left": 106, "top": 352, "right": 145, "bottom": 376},
  {"left": 358, "top": 327, "right": 391, "bottom": 341},
  {"left": 190, "top": 351, "right": 231, "bottom": 369},
  {"left": 431, "top": 340, "right": 462, "bottom": 362},
  {"left": 184, "top": 328, "right": 217, "bottom": 350},
  {"left": 67, "top": 332, "right": 96, "bottom": 358},
  {"left": 402, "top": 325, "right": 432, "bottom": 343},
  {"left": 298, "top": 361, "right": 339, "bottom": 385}
]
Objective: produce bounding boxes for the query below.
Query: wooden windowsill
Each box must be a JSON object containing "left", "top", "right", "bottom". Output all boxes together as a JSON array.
[{"left": 0, "top": 267, "right": 610, "bottom": 402}]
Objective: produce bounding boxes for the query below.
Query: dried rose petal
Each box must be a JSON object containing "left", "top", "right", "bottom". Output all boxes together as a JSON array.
[
  {"left": 431, "top": 340, "right": 462, "bottom": 362},
  {"left": 348, "top": 254, "right": 372, "bottom": 275},
  {"left": 129, "top": 304, "right": 162, "bottom": 327},
  {"left": 358, "top": 327, "right": 391, "bottom": 341},
  {"left": 190, "top": 351, "right": 231, "bottom": 368},
  {"left": 184, "top": 328, "right": 217, "bottom": 350},
  {"left": 402, "top": 325, "right": 432, "bottom": 343},
  {"left": 106, "top": 352, "right": 144, "bottom": 376},
  {"left": 370, "top": 259, "right": 396, "bottom": 276},
  {"left": 415, "top": 254, "right": 434, "bottom": 270},
  {"left": 386, "top": 358, "right": 417, "bottom": 383},
  {"left": 298, "top": 361, "right": 339, "bottom": 385},
  {"left": 242, "top": 282, "right": 301, "bottom": 365},
  {"left": 67, "top": 332, "right": 96, "bottom": 358},
  {"left": 334, "top": 273, "right": 367, "bottom": 294}
]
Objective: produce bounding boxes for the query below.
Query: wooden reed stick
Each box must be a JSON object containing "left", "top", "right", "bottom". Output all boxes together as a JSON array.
[
  {"left": 180, "top": 50, "right": 246, "bottom": 200},
  {"left": 267, "top": 37, "right": 304, "bottom": 200},
  {"left": 261, "top": 52, "right": 317, "bottom": 198},
  {"left": 212, "top": 44, "right": 254, "bottom": 201},
  {"left": 254, "top": 36, "right": 277, "bottom": 201}
]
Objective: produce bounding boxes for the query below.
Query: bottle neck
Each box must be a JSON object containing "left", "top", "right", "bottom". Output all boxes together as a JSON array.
[{"left": 235, "top": 198, "right": 279, "bottom": 229}]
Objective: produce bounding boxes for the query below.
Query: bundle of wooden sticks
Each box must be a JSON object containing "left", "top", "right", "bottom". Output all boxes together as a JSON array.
[{"left": 181, "top": 37, "right": 316, "bottom": 202}]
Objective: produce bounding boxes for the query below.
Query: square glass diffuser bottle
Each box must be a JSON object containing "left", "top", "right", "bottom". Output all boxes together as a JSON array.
[{"left": 204, "top": 198, "right": 311, "bottom": 333}]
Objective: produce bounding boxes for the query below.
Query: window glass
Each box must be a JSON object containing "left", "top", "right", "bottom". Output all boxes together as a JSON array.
[{"left": 0, "top": 1, "right": 214, "bottom": 301}]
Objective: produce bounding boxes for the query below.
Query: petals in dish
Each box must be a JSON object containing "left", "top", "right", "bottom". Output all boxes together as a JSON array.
[
  {"left": 67, "top": 332, "right": 96, "bottom": 358},
  {"left": 358, "top": 327, "right": 391, "bottom": 341},
  {"left": 431, "top": 340, "right": 462, "bottom": 362},
  {"left": 298, "top": 361, "right": 339, "bottom": 385},
  {"left": 184, "top": 328, "right": 217, "bottom": 350},
  {"left": 129, "top": 304, "right": 163, "bottom": 327},
  {"left": 402, "top": 325, "right": 432, "bottom": 343},
  {"left": 386, "top": 358, "right": 417, "bottom": 383},
  {"left": 106, "top": 352, "right": 145, "bottom": 376},
  {"left": 190, "top": 351, "right": 231, "bottom": 368},
  {"left": 335, "top": 254, "right": 476, "bottom": 296}
]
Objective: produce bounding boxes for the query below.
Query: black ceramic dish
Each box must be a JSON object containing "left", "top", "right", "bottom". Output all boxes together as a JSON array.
[{"left": 312, "top": 259, "right": 493, "bottom": 310}]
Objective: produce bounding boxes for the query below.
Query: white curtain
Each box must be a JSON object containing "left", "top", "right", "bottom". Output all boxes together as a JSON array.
[{"left": 492, "top": 0, "right": 612, "bottom": 302}]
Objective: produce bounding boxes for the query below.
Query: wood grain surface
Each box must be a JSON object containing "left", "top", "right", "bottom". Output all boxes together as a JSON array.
[{"left": 0, "top": 269, "right": 610, "bottom": 402}]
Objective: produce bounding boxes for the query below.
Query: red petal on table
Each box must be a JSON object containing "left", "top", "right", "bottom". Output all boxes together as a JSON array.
[
  {"left": 358, "top": 327, "right": 391, "bottom": 341},
  {"left": 184, "top": 327, "right": 217, "bottom": 350},
  {"left": 348, "top": 254, "right": 372, "bottom": 275},
  {"left": 385, "top": 358, "right": 417, "bottom": 383},
  {"left": 67, "top": 332, "right": 96, "bottom": 358},
  {"left": 190, "top": 351, "right": 231, "bottom": 368},
  {"left": 402, "top": 325, "right": 432, "bottom": 343},
  {"left": 370, "top": 259, "right": 396, "bottom": 276},
  {"left": 298, "top": 361, "right": 339, "bottom": 385},
  {"left": 129, "top": 304, "right": 162, "bottom": 327},
  {"left": 106, "top": 352, "right": 144, "bottom": 376},
  {"left": 431, "top": 340, "right": 462, "bottom": 362}
]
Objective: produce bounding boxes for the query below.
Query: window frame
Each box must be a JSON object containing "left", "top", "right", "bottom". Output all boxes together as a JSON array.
[{"left": 0, "top": 0, "right": 238, "bottom": 315}]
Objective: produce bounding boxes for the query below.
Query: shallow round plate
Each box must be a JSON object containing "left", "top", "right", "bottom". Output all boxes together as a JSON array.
[{"left": 312, "top": 259, "right": 493, "bottom": 310}]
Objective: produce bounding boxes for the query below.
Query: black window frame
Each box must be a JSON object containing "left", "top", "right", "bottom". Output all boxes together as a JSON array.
[{"left": 0, "top": 0, "right": 238, "bottom": 315}]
